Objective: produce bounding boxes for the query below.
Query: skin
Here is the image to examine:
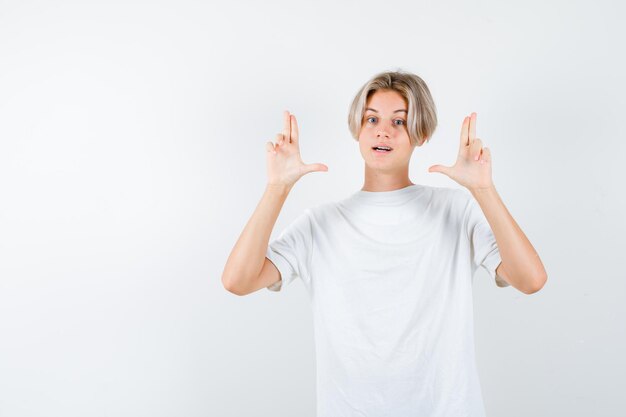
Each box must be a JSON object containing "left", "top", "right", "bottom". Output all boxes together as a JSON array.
[
  {"left": 265, "top": 110, "right": 328, "bottom": 188},
  {"left": 357, "top": 89, "right": 547, "bottom": 293},
  {"left": 359, "top": 89, "right": 417, "bottom": 192},
  {"left": 428, "top": 105, "right": 548, "bottom": 294},
  {"left": 261, "top": 92, "right": 547, "bottom": 294}
]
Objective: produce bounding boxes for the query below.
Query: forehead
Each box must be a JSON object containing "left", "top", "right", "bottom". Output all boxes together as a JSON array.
[{"left": 365, "top": 89, "right": 407, "bottom": 111}]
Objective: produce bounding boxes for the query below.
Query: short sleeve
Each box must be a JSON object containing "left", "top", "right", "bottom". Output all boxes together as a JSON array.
[
  {"left": 464, "top": 195, "right": 510, "bottom": 288},
  {"left": 265, "top": 209, "right": 313, "bottom": 292}
]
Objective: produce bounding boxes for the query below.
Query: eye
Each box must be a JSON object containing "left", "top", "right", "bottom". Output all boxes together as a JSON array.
[
  {"left": 366, "top": 116, "right": 377, "bottom": 123},
  {"left": 394, "top": 119, "right": 406, "bottom": 126}
]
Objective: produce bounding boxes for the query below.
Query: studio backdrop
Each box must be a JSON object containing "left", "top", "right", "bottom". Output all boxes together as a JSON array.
[{"left": 0, "top": 0, "right": 624, "bottom": 416}]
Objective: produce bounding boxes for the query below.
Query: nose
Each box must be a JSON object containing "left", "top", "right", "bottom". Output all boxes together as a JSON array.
[{"left": 377, "top": 129, "right": 390, "bottom": 139}]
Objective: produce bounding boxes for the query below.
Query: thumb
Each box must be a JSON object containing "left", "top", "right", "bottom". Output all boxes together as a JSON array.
[
  {"left": 428, "top": 164, "right": 451, "bottom": 176},
  {"left": 302, "top": 163, "right": 329, "bottom": 174}
]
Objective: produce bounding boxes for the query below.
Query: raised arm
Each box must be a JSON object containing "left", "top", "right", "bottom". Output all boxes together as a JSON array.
[
  {"left": 221, "top": 110, "right": 328, "bottom": 296},
  {"left": 429, "top": 112, "right": 547, "bottom": 294}
]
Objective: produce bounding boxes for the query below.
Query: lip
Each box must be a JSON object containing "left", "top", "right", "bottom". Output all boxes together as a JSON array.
[
  {"left": 372, "top": 143, "right": 394, "bottom": 150},
  {"left": 372, "top": 148, "right": 393, "bottom": 155},
  {"left": 371, "top": 143, "right": 393, "bottom": 155}
]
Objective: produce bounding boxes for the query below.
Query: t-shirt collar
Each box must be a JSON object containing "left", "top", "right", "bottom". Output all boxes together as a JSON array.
[{"left": 350, "top": 184, "right": 422, "bottom": 206}]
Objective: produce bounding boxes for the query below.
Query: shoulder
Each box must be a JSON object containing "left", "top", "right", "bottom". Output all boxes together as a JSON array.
[
  {"left": 422, "top": 184, "right": 472, "bottom": 210},
  {"left": 307, "top": 200, "right": 340, "bottom": 222}
]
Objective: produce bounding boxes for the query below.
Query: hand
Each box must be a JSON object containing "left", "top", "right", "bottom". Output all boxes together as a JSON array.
[
  {"left": 428, "top": 112, "right": 494, "bottom": 192},
  {"left": 266, "top": 110, "right": 328, "bottom": 188}
]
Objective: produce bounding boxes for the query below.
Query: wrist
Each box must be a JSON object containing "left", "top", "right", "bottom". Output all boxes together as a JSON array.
[
  {"left": 266, "top": 183, "right": 293, "bottom": 195},
  {"left": 469, "top": 183, "right": 497, "bottom": 198}
]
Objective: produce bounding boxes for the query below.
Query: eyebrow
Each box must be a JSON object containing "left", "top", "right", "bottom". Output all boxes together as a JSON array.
[{"left": 365, "top": 107, "right": 407, "bottom": 114}]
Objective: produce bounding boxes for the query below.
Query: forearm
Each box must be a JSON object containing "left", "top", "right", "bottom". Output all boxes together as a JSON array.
[
  {"left": 221, "top": 183, "right": 292, "bottom": 291},
  {"left": 470, "top": 185, "right": 547, "bottom": 292}
]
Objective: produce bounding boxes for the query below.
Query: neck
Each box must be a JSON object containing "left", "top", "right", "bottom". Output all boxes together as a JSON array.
[{"left": 361, "top": 165, "right": 414, "bottom": 192}]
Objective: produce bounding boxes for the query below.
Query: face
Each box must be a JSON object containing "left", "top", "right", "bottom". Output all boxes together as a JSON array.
[{"left": 358, "top": 89, "right": 415, "bottom": 173}]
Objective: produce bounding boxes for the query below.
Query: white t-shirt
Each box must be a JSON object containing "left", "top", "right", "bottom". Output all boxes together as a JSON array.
[{"left": 265, "top": 184, "right": 509, "bottom": 417}]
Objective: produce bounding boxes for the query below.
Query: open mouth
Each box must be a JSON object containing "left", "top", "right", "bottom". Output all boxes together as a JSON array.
[{"left": 372, "top": 146, "right": 393, "bottom": 153}]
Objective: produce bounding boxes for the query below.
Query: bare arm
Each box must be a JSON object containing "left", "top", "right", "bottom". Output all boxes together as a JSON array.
[
  {"left": 221, "top": 184, "right": 291, "bottom": 295},
  {"left": 221, "top": 110, "right": 328, "bottom": 296},
  {"left": 429, "top": 112, "right": 547, "bottom": 294},
  {"left": 472, "top": 185, "right": 547, "bottom": 294}
]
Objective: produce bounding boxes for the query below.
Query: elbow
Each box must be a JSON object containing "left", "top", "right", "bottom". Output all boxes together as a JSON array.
[
  {"left": 222, "top": 274, "right": 245, "bottom": 296},
  {"left": 524, "top": 272, "right": 548, "bottom": 295}
]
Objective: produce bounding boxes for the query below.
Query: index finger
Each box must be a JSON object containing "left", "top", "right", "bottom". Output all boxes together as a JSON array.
[
  {"left": 282, "top": 110, "right": 291, "bottom": 143},
  {"left": 460, "top": 116, "right": 469, "bottom": 147},
  {"left": 469, "top": 112, "right": 477, "bottom": 142},
  {"left": 290, "top": 114, "right": 299, "bottom": 144}
]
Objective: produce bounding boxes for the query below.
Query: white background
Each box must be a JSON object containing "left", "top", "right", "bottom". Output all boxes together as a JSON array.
[{"left": 1, "top": 0, "right": 624, "bottom": 416}]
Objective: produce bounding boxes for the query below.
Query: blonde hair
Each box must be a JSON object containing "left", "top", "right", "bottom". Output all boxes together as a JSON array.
[{"left": 348, "top": 70, "right": 437, "bottom": 147}]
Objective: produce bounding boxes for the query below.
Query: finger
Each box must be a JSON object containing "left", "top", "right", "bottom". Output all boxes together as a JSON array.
[
  {"left": 276, "top": 133, "right": 284, "bottom": 148},
  {"left": 469, "top": 112, "right": 477, "bottom": 143},
  {"left": 282, "top": 110, "right": 291, "bottom": 144},
  {"left": 428, "top": 164, "right": 451, "bottom": 176},
  {"left": 266, "top": 141, "right": 277, "bottom": 154},
  {"left": 303, "top": 163, "right": 328, "bottom": 174},
  {"left": 471, "top": 138, "right": 483, "bottom": 160},
  {"left": 481, "top": 147, "right": 491, "bottom": 164},
  {"left": 290, "top": 114, "right": 299, "bottom": 144},
  {"left": 459, "top": 116, "right": 470, "bottom": 147}
]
